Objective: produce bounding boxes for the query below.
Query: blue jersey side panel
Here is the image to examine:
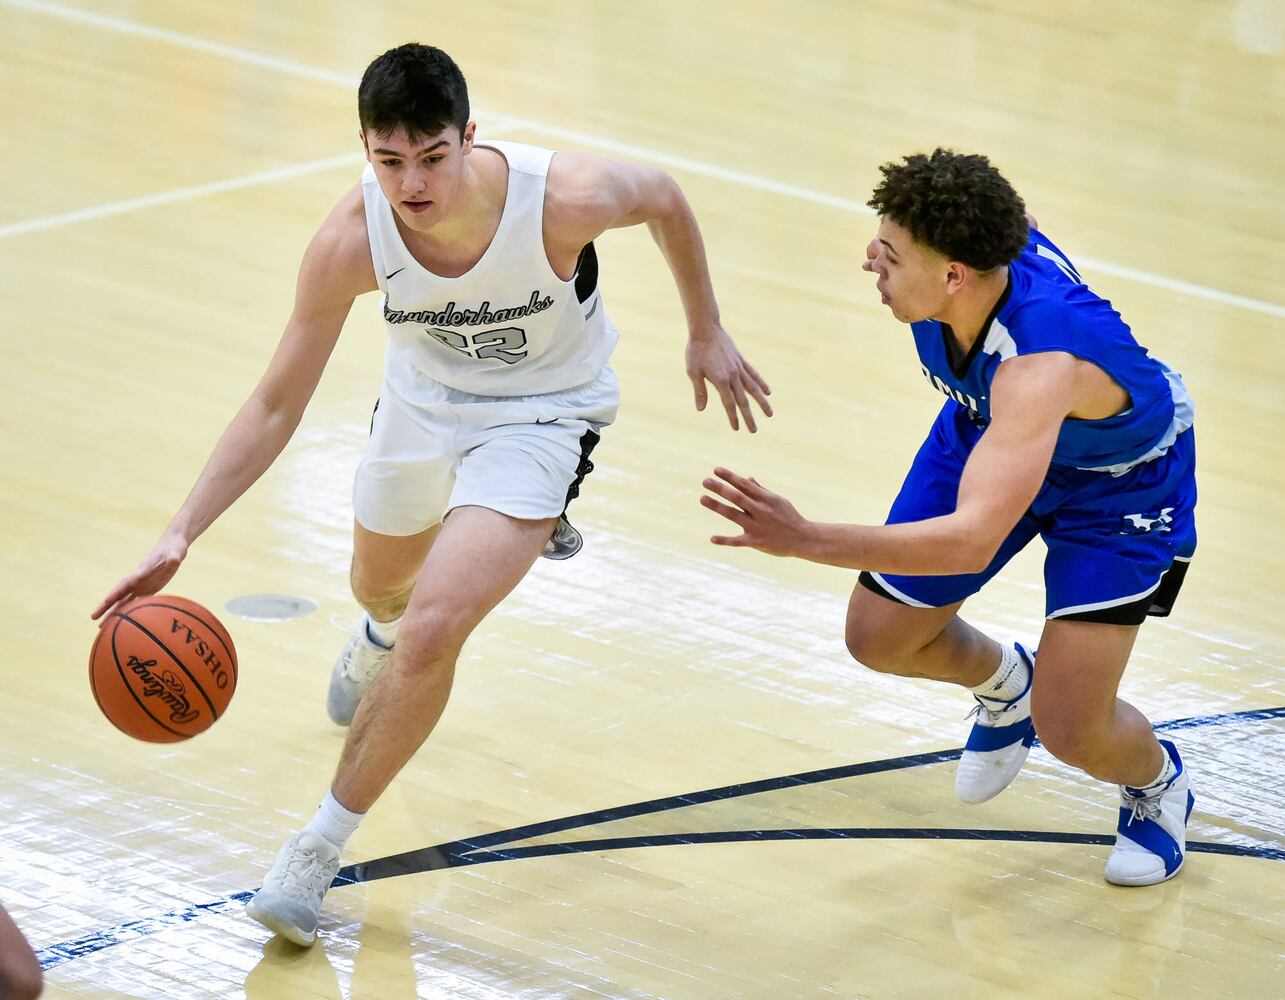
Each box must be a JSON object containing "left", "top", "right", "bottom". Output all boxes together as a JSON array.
[{"left": 909, "top": 229, "right": 1193, "bottom": 471}]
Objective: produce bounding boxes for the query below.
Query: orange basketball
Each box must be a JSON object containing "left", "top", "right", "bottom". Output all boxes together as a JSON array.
[{"left": 89, "top": 595, "right": 238, "bottom": 742}]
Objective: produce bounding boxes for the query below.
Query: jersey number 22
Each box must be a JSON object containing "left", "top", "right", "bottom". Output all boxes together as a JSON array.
[{"left": 429, "top": 326, "right": 528, "bottom": 364}]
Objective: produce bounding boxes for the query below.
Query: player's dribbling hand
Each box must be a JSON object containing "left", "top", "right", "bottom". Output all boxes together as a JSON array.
[
  {"left": 686, "top": 327, "right": 772, "bottom": 432},
  {"left": 700, "top": 467, "right": 806, "bottom": 556},
  {"left": 92, "top": 535, "right": 189, "bottom": 624}
]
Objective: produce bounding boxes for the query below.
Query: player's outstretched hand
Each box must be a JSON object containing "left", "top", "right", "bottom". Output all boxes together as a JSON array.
[
  {"left": 687, "top": 327, "right": 772, "bottom": 432},
  {"left": 700, "top": 467, "right": 806, "bottom": 556},
  {"left": 92, "top": 535, "right": 189, "bottom": 623}
]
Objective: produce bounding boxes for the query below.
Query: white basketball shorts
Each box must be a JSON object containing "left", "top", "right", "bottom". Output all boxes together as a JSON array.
[{"left": 353, "top": 365, "right": 619, "bottom": 537}]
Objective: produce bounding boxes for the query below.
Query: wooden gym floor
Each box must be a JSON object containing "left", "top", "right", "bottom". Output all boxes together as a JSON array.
[{"left": 0, "top": 0, "right": 1282, "bottom": 997}]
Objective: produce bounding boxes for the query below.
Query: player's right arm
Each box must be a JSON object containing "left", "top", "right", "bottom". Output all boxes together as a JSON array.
[{"left": 92, "top": 187, "right": 376, "bottom": 621}]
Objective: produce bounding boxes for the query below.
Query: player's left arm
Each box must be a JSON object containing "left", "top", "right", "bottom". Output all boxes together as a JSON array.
[
  {"left": 702, "top": 354, "right": 1075, "bottom": 573},
  {"left": 546, "top": 153, "right": 772, "bottom": 431}
]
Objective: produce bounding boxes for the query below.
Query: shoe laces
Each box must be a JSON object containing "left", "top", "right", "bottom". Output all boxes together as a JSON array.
[
  {"left": 339, "top": 633, "right": 390, "bottom": 684},
  {"left": 966, "top": 695, "right": 1018, "bottom": 726},
  {"left": 281, "top": 846, "right": 335, "bottom": 898},
  {"left": 1123, "top": 790, "right": 1163, "bottom": 826}
]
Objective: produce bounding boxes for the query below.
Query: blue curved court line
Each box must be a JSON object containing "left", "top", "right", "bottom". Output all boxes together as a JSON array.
[{"left": 35, "top": 705, "right": 1285, "bottom": 970}]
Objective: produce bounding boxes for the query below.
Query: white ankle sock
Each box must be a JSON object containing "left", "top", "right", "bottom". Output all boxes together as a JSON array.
[
  {"left": 365, "top": 613, "right": 402, "bottom": 650},
  {"left": 304, "top": 790, "right": 366, "bottom": 851},
  {"left": 1129, "top": 744, "right": 1178, "bottom": 795},
  {"left": 969, "top": 644, "right": 1028, "bottom": 704}
]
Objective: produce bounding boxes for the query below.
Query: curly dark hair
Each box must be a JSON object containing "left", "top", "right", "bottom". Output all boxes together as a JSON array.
[
  {"left": 866, "top": 149, "right": 1029, "bottom": 271},
  {"left": 358, "top": 43, "right": 470, "bottom": 142}
]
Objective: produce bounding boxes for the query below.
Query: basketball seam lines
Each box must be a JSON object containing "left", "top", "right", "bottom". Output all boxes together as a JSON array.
[
  {"left": 108, "top": 620, "right": 188, "bottom": 738},
  {"left": 130, "top": 601, "right": 238, "bottom": 683},
  {"left": 115, "top": 612, "right": 222, "bottom": 723}
]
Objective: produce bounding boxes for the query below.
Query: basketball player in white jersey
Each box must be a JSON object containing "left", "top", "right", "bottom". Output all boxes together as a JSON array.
[
  {"left": 0, "top": 903, "right": 42, "bottom": 1000},
  {"left": 92, "top": 42, "right": 771, "bottom": 945}
]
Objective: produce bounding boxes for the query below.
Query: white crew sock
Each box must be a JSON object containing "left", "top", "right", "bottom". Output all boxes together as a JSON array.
[
  {"left": 304, "top": 790, "right": 366, "bottom": 851},
  {"left": 365, "top": 612, "right": 402, "bottom": 650},
  {"left": 969, "top": 643, "right": 1029, "bottom": 705},
  {"left": 1128, "top": 743, "right": 1178, "bottom": 795}
]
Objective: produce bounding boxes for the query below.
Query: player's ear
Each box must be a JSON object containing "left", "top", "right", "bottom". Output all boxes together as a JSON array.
[
  {"left": 359, "top": 130, "right": 370, "bottom": 158},
  {"left": 461, "top": 121, "right": 477, "bottom": 153},
  {"left": 945, "top": 261, "right": 968, "bottom": 295}
]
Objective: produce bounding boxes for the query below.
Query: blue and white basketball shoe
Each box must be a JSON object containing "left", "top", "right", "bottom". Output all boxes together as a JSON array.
[
  {"left": 1106, "top": 739, "right": 1194, "bottom": 886},
  {"left": 956, "top": 644, "right": 1037, "bottom": 804}
]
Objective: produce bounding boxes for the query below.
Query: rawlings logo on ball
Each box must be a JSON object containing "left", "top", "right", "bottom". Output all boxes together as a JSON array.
[{"left": 126, "top": 654, "right": 201, "bottom": 725}]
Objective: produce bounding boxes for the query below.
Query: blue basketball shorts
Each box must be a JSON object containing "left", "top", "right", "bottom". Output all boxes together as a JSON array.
[{"left": 859, "top": 402, "right": 1197, "bottom": 625}]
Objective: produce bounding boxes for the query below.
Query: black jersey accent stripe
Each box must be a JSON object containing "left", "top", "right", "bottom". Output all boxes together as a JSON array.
[
  {"left": 573, "top": 242, "right": 599, "bottom": 304},
  {"left": 563, "top": 428, "right": 601, "bottom": 511}
]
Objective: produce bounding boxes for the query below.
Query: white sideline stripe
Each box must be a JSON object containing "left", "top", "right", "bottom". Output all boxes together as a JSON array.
[
  {"left": 0, "top": 154, "right": 360, "bottom": 239},
  {"left": 4, "top": 0, "right": 358, "bottom": 85},
  {"left": 1073, "top": 258, "right": 1285, "bottom": 319},
  {"left": 0, "top": 116, "right": 526, "bottom": 241},
  {"left": 501, "top": 119, "right": 869, "bottom": 214},
  {"left": 7, "top": 0, "right": 1285, "bottom": 321}
]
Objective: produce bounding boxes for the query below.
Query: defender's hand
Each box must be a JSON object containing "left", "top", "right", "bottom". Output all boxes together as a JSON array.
[
  {"left": 92, "top": 536, "right": 189, "bottom": 623},
  {"left": 686, "top": 328, "right": 772, "bottom": 432},
  {"left": 700, "top": 467, "right": 807, "bottom": 555}
]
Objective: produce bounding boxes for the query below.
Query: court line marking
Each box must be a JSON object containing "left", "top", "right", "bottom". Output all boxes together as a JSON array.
[
  {"left": 6, "top": 0, "right": 1285, "bottom": 320},
  {"left": 34, "top": 705, "right": 1285, "bottom": 971},
  {"left": 0, "top": 113, "right": 524, "bottom": 240},
  {"left": 0, "top": 155, "right": 360, "bottom": 239}
]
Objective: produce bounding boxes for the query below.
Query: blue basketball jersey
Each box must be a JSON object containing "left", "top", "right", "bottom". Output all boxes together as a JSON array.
[{"left": 909, "top": 228, "right": 1194, "bottom": 473}]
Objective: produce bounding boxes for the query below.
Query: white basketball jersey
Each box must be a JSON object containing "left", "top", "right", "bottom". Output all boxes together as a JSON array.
[{"left": 362, "top": 141, "right": 618, "bottom": 398}]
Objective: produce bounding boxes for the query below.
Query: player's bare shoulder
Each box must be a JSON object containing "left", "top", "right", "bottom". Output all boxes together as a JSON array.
[
  {"left": 298, "top": 183, "right": 379, "bottom": 306},
  {"left": 542, "top": 152, "right": 621, "bottom": 248},
  {"left": 545, "top": 152, "right": 675, "bottom": 243}
]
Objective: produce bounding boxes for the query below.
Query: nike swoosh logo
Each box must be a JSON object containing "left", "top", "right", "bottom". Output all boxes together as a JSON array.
[
  {"left": 535, "top": 418, "right": 560, "bottom": 425},
  {"left": 385, "top": 267, "right": 405, "bottom": 280}
]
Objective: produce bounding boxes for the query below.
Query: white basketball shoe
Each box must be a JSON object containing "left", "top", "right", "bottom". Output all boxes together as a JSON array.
[
  {"left": 955, "top": 643, "right": 1037, "bottom": 804},
  {"left": 245, "top": 831, "right": 342, "bottom": 946},
  {"left": 1105, "top": 739, "right": 1194, "bottom": 886},
  {"left": 326, "top": 618, "right": 393, "bottom": 726}
]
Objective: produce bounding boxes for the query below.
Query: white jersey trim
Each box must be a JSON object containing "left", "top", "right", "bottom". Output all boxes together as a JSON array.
[
  {"left": 868, "top": 573, "right": 936, "bottom": 609},
  {"left": 982, "top": 318, "right": 1018, "bottom": 361},
  {"left": 1081, "top": 365, "right": 1195, "bottom": 476},
  {"left": 1046, "top": 578, "right": 1162, "bottom": 619}
]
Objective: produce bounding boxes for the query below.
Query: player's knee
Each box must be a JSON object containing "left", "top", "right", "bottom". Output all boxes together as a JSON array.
[
  {"left": 394, "top": 607, "right": 471, "bottom": 673},
  {"left": 349, "top": 564, "right": 413, "bottom": 618},
  {"left": 1032, "top": 708, "right": 1105, "bottom": 771},
  {"left": 844, "top": 620, "right": 912, "bottom": 674}
]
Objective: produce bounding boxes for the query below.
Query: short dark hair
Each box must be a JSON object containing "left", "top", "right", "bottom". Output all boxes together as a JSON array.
[
  {"left": 358, "top": 43, "right": 470, "bottom": 142},
  {"left": 866, "top": 149, "right": 1029, "bottom": 271}
]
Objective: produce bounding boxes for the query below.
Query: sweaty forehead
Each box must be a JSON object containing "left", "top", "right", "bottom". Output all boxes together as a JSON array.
[{"left": 877, "top": 218, "right": 941, "bottom": 264}]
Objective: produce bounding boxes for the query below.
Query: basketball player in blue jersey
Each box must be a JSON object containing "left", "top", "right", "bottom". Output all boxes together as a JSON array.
[
  {"left": 92, "top": 43, "right": 771, "bottom": 945},
  {"left": 703, "top": 149, "right": 1197, "bottom": 888}
]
